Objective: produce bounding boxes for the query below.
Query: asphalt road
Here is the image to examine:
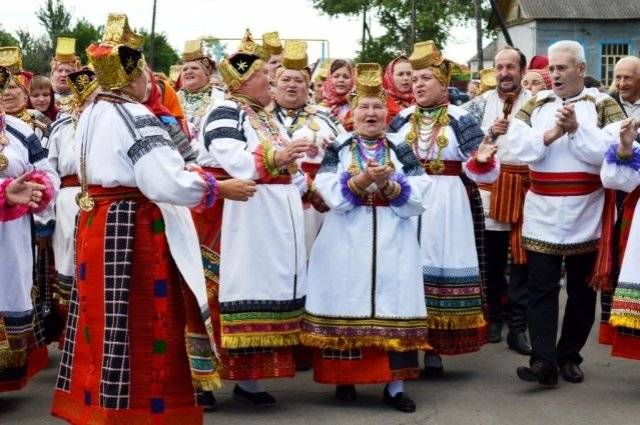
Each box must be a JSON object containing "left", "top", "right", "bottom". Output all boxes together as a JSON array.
[{"left": 1, "top": 295, "right": 639, "bottom": 425}]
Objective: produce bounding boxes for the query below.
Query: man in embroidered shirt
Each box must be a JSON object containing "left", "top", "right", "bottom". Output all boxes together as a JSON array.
[
  {"left": 507, "top": 40, "right": 625, "bottom": 386},
  {"left": 612, "top": 56, "right": 640, "bottom": 120}
]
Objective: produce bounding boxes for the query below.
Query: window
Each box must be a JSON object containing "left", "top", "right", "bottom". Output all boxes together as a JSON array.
[{"left": 601, "top": 43, "right": 629, "bottom": 87}]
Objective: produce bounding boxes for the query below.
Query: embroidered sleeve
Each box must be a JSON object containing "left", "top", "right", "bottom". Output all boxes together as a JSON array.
[
  {"left": 191, "top": 168, "right": 219, "bottom": 213},
  {"left": 202, "top": 105, "right": 246, "bottom": 151},
  {"left": 450, "top": 114, "right": 485, "bottom": 156},
  {"left": 25, "top": 171, "right": 55, "bottom": 214},
  {"left": 514, "top": 96, "right": 538, "bottom": 127},
  {"left": 597, "top": 97, "right": 627, "bottom": 128}
]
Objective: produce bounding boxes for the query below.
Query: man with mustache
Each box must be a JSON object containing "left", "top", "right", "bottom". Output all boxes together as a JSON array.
[
  {"left": 464, "top": 46, "right": 532, "bottom": 355},
  {"left": 507, "top": 40, "right": 625, "bottom": 386}
]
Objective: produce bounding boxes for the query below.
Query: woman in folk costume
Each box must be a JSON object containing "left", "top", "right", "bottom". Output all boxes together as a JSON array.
[
  {"left": 50, "top": 20, "right": 222, "bottom": 424},
  {"left": 177, "top": 39, "right": 216, "bottom": 141},
  {"left": 388, "top": 41, "right": 499, "bottom": 376},
  {"left": 0, "top": 64, "right": 57, "bottom": 393},
  {"left": 262, "top": 31, "right": 284, "bottom": 80},
  {"left": 0, "top": 47, "right": 50, "bottom": 140},
  {"left": 301, "top": 63, "right": 430, "bottom": 413},
  {"left": 271, "top": 41, "right": 345, "bottom": 253},
  {"left": 198, "top": 35, "right": 311, "bottom": 406},
  {"left": 383, "top": 55, "right": 414, "bottom": 123},
  {"left": 49, "top": 37, "right": 81, "bottom": 113},
  {"left": 40, "top": 68, "right": 99, "bottom": 346},
  {"left": 602, "top": 117, "right": 640, "bottom": 360},
  {"left": 322, "top": 59, "right": 355, "bottom": 131}
]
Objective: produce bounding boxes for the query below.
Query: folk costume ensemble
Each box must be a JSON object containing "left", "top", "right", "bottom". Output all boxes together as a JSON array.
[
  {"left": 507, "top": 87, "right": 625, "bottom": 368},
  {"left": 602, "top": 140, "right": 640, "bottom": 360},
  {"left": 197, "top": 46, "right": 306, "bottom": 381},
  {"left": 0, "top": 102, "right": 57, "bottom": 393},
  {"left": 388, "top": 41, "right": 499, "bottom": 355},
  {"left": 464, "top": 87, "right": 532, "bottom": 334},
  {"left": 51, "top": 19, "right": 220, "bottom": 425},
  {"left": 302, "top": 63, "right": 430, "bottom": 384}
]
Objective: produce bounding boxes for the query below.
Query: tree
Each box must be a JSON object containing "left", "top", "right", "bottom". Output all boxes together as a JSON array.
[
  {"left": 0, "top": 25, "right": 19, "bottom": 47},
  {"left": 310, "top": 0, "right": 486, "bottom": 64},
  {"left": 16, "top": 30, "right": 51, "bottom": 74},
  {"left": 60, "top": 19, "right": 102, "bottom": 64},
  {"left": 138, "top": 29, "right": 180, "bottom": 75},
  {"left": 36, "top": 0, "right": 72, "bottom": 48}
]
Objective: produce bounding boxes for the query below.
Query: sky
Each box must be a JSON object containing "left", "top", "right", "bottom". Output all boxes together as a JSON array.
[{"left": 2, "top": 0, "right": 484, "bottom": 64}]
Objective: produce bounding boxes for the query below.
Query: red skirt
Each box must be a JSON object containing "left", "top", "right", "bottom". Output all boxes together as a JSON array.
[
  {"left": 52, "top": 200, "right": 204, "bottom": 425},
  {"left": 192, "top": 198, "right": 295, "bottom": 381}
]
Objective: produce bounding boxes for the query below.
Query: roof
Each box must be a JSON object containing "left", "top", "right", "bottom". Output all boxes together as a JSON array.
[{"left": 495, "top": 0, "right": 640, "bottom": 23}]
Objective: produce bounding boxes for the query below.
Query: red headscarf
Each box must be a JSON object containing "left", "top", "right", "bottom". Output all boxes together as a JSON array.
[
  {"left": 383, "top": 56, "right": 414, "bottom": 122},
  {"left": 143, "top": 70, "right": 171, "bottom": 118},
  {"left": 528, "top": 55, "right": 549, "bottom": 70},
  {"left": 322, "top": 61, "right": 354, "bottom": 110},
  {"left": 525, "top": 68, "right": 552, "bottom": 90}
]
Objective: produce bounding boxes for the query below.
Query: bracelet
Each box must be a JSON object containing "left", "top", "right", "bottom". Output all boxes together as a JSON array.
[
  {"left": 347, "top": 177, "right": 367, "bottom": 197},
  {"left": 616, "top": 150, "right": 633, "bottom": 162},
  {"left": 381, "top": 181, "right": 401, "bottom": 200},
  {"left": 263, "top": 143, "right": 280, "bottom": 177},
  {"left": 306, "top": 183, "right": 317, "bottom": 197}
]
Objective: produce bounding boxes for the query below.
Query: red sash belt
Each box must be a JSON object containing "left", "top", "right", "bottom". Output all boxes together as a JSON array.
[
  {"left": 87, "top": 185, "right": 147, "bottom": 202},
  {"left": 60, "top": 175, "right": 80, "bottom": 188},
  {"left": 362, "top": 193, "right": 390, "bottom": 207},
  {"left": 421, "top": 160, "right": 462, "bottom": 176},
  {"left": 301, "top": 162, "right": 321, "bottom": 180},
  {"left": 529, "top": 171, "right": 602, "bottom": 196},
  {"left": 201, "top": 166, "right": 292, "bottom": 185}
]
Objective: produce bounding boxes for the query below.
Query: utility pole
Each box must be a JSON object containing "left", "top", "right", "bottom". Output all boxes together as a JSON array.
[
  {"left": 411, "top": 0, "right": 416, "bottom": 46},
  {"left": 149, "top": 0, "right": 157, "bottom": 68},
  {"left": 474, "top": 0, "right": 484, "bottom": 70},
  {"left": 361, "top": 5, "right": 367, "bottom": 52}
]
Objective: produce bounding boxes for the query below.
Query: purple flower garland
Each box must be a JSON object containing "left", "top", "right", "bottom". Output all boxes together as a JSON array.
[{"left": 605, "top": 144, "right": 640, "bottom": 171}]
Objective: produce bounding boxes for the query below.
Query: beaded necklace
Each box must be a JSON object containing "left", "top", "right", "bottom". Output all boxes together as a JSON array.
[
  {"left": 0, "top": 112, "right": 9, "bottom": 171},
  {"left": 276, "top": 104, "right": 322, "bottom": 157},
  {"left": 348, "top": 134, "right": 392, "bottom": 176},
  {"left": 405, "top": 104, "right": 450, "bottom": 174}
]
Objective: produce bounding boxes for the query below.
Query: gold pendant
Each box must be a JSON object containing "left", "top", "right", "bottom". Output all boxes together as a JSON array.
[
  {"left": 287, "top": 163, "right": 299, "bottom": 175},
  {"left": 76, "top": 192, "right": 95, "bottom": 212},
  {"left": 428, "top": 159, "right": 445, "bottom": 175},
  {"left": 308, "top": 121, "right": 320, "bottom": 132},
  {"left": 436, "top": 135, "right": 449, "bottom": 148},
  {"left": 0, "top": 153, "right": 8, "bottom": 171},
  {"left": 405, "top": 130, "right": 417, "bottom": 143}
]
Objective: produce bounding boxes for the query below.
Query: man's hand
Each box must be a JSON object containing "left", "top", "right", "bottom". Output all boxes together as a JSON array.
[
  {"left": 556, "top": 103, "right": 578, "bottom": 134},
  {"left": 475, "top": 136, "right": 498, "bottom": 163},
  {"left": 490, "top": 118, "right": 510, "bottom": 139},
  {"left": 274, "top": 140, "right": 314, "bottom": 167},
  {"left": 217, "top": 179, "right": 257, "bottom": 201},
  {"left": 618, "top": 117, "right": 640, "bottom": 157},
  {"left": 5, "top": 174, "right": 46, "bottom": 208}
]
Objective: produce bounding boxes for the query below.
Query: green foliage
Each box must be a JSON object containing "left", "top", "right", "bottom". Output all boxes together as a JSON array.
[
  {"left": 0, "top": 25, "right": 19, "bottom": 47},
  {"left": 311, "top": 0, "right": 484, "bottom": 65},
  {"left": 138, "top": 29, "right": 180, "bottom": 75},
  {"left": 36, "top": 0, "right": 72, "bottom": 47},
  {"left": 16, "top": 30, "right": 51, "bottom": 74},
  {"left": 60, "top": 19, "right": 102, "bottom": 64}
]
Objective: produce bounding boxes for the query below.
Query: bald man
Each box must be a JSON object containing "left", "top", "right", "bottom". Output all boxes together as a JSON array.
[{"left": 612, "top": 56, "right": 640, "bottom": 119}]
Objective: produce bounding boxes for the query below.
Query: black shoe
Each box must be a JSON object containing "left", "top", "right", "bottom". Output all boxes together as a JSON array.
[
  {"left": 422, "top": 353, "right": 444, "bottom": 378},
  {"left": 516, "top": 361, "right": 558, "bottom": 386},
  {"left": 488, "top": 322, "right": 503, "bottom": 343},
  {"left": 507, "top": 331, "right": 532, "bottom": 355},
  {"left": 559, "top": 362, "right": 584, "bottom": 383},
  {"left": 232, "top": 384, "right": 277, "bottom": 406},
  {"left": 335, "top": 385, "right": 357, "bottom": 401},
  {"left": 383, "top": 385, "right": 416, "bottom": 413},
  {"left": 196, "top": 390, "right": 217, "bottom": 412}
]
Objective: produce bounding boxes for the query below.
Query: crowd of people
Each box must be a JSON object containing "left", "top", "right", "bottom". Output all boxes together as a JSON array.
[{"left": 1, "top": 11, "right": 640, "bottom": 425}]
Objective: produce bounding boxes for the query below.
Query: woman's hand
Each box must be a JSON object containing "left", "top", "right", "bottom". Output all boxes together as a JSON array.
[
  {"left": 217, "top": 179, "right": 257, "bottom": 201},
  {"left": 5, "top": 174, "right": 46, "bottom": 208}
]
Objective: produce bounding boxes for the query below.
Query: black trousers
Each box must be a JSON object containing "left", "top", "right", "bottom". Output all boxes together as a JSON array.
[
  {"left": 485, "top": 230, "right": 528, "bottom": 331},
  {"left": 526, "top": 250, "right": 598, "bottom": 366}
]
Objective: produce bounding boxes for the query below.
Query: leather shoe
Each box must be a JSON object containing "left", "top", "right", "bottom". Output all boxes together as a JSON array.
[
  {"left": 507, "top": 331, "right": 532, "bottom": 355},
  {"left": 233, "top": 384, "right": 277, "bottom": 406},
  {"left": 335, "top": 385, "right": 357, "bottom": 401},
  {"left": 488, "top": 321, "right": 502, "bottom": 343},
  {"left": 559, "top": 362, "right": 584, "bottom": 383},
  {"left": 196, "top": 390, "right": 216, "bottom": 412},
  {"left": 383, "top": 385, "right": 416, "bottom": 413},
  {"left": 516, "top": 361, "right": 558, "bottom": 386}
]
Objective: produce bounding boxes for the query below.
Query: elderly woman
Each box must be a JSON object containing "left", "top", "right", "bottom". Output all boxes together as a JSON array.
[
  {"left": 301, "top": 63, "right": 430, "bottom": 413},
  {"left": 388, "top": 41, "right": 499, "bottom": 376},
  {"left": 0, "top": 47, "right": 50, "bottom": 140},
  {"left": 177, "top": 39, "right": 217, "bottom": 140},
  {"left": 321, "top": 59, "right": 355, "bottom": 131},
  {"left": 0, "top": 64, "right": 57, "bottom": 393},
  {"left": 522, "top": 68, "right": 551, "bottom": 95},
  {"left": 272, "top": 41, "right": 345, "bottom": 252},
  {"left": 383, "top": 55, "right": 415, "bottom": 122}
]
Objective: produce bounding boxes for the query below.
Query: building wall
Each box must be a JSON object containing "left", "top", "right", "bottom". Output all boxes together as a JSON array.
[
  {"left": 497, "top": 21, "right": 537, "bottom": 62},
  {"left": 535, "top": 21, "right": 639, "bottom": 81}
]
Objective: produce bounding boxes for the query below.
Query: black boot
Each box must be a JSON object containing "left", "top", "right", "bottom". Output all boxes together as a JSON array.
[
  {"left": 233, "top": 384, "right": 277, "bottom": 406},
  {"left": 488, "top": 321, "right": 503, "bottom": 343},
  {"left": 196, "top": 390, "right": 216, "bottom": 412},
  {"left": 383, "top": 385, "right": 416, "bottom": 413},
  {"left": 507, "top": 330, "right": 532, "bottom": 355},
  {"left": 517, "top": 360, "right": 558, "bottom": 386},
  {"left": 422, "top": 353, "right": 444, "bottom": 378},
  {"left": 559, "top": 362, "right": 584, "bottom": 383}
]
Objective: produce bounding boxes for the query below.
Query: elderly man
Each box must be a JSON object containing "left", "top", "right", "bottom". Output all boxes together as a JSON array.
[
  {"left": 465, "top": 46, "right": 532, "bottom": 354},
  {"left": 199, "top": 34, "right": 312, "bottom": 405},
  {"left": 612, "top": 56, "right": 640, "bottom": 120},
  {"left": 508, "top": 40, "right": 625, "bottom": 386}
]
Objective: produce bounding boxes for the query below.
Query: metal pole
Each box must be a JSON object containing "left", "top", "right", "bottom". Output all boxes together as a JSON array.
[
  {"left": 411, "top": 0, "right": 416, "bottom": 46},
  {"left": 149, "top": 0, "right": 157, "bottom": 68},
  {"left": 489, "top": 0, "right": 513, "bottom": 46},
  {"left": 361, "top": 5, "right": 367, "bottom": 52},
  {"left": 475, "top": 0, "right": 484, "bottom": 71}
]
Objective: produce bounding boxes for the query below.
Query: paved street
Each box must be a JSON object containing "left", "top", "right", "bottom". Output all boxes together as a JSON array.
[{"left": 2, "top": 298, "right": 639, "bottom": 425}]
